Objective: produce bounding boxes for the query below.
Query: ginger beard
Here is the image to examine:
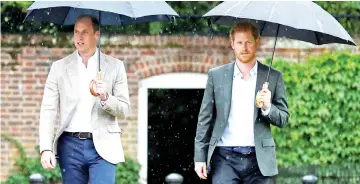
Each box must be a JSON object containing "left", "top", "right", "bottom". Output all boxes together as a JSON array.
[{"left": 231, "top": 31, "right": 260, "bottom": 65}]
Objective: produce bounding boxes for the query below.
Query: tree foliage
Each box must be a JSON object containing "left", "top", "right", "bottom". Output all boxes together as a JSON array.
[{"left": 315, "top": 1, "right": 360, "bottom": 36}]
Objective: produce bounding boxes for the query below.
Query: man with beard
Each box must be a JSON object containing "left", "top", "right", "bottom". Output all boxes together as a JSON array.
[{"left": 194, "top": 21, "right": 289, "bottom": 184}]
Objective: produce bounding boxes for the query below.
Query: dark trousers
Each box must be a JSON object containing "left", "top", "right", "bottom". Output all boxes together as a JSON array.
[
  {"left": 210, "top": 147, "right": 274, "bottom": 184},
  {"left": 57, "top": 134, "right": 116, "bottom": 184}
]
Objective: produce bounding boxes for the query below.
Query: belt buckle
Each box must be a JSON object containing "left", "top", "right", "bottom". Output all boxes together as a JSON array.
[
  {"left": 239, "top": 147, "right": 252, "bottom": 155},
  {"left": 78, "top": 132, "right": 88, "bottom": 140},
  {"left": 243, "top": 148, "right": 252, "bottom": 155}
]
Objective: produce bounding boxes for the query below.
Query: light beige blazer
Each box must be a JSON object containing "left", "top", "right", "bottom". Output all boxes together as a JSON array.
[{"left": 39, "top": 51, "right": 130, "bottom": 164}]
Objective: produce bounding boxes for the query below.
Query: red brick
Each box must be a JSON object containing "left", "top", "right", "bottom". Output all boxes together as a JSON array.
[
  {"left": 140, "top": 49, "right": 155, "bottom": 55},
  {"left": 0, "top": 80, "right": 9, "bottom": 84},
  {"left": 11, "top": 127, "right": 19, "bottom": 132},
  {"left": 38, "top": 68, "right": 47, "bottom": 72},
  {"left": 145, "top": 70, "right": 150, "bottom": 77},
  {"left": 25, "top": 85, "right": 32, "bottom": 90},
  {"left": 25, "top": 74, "right": 33, "bottom": 78},
  {"left": 201, "top": 65, "right": 206, "bottom": 73},
  {"left": 135, "top": 62, "right": 142, "bottom": 69},
  {"left": 24, "top": 61, "right": 33, "bottom": 66}
]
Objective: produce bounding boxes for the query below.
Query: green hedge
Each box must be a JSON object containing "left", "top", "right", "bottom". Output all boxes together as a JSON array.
[
  {"left": 1, "top": 134, "right": 140, "bottom": 184},
  {"left": 270, "top": 51, "right": 360, "bottom": 167},
  {"left": 277, "top": 164, "right": 360, "bottom": 184}
]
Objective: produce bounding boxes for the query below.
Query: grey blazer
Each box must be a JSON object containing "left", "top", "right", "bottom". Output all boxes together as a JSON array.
[
  {"left": 39, "top": 51, "right": 130, "bottom": 164},
  {"left": 194, "top": 61, "right": 289, "bottom": 176}
]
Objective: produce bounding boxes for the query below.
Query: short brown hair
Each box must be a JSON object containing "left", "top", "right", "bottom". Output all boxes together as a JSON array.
[
  {"left": 229, "top": 21, "right": 260, "bottom": 41},
  {"left": 76, "top": 14, "right": 100, "bottom": 33}
]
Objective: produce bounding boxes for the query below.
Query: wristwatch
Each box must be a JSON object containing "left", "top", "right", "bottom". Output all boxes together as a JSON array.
[{"left": 100, "top": 93, "right": 109, "bottom": 106}]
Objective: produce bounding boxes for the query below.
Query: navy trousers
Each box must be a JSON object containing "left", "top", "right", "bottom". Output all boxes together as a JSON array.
[
  {"left": 210, "top": 147, "right": 274, "bottom": 184},
  {"left": 57, "top": 134, "right": 116, "bottom": 184}
]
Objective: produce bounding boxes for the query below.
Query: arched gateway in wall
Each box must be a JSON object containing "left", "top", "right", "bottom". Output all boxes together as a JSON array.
[
  {"left": 138, "top": 73, "right": 207, "bottom": 183},
  {"left": 127, "top": 56, "right": 224, "bottom": 183}
]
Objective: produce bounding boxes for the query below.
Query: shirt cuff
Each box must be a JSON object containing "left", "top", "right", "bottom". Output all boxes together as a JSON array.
[
  {"left": 261, "top": 105, "right": 271, "bottom": 116},
  {"left": 100, "top": 93, "right": 109, "bottom": 106}
]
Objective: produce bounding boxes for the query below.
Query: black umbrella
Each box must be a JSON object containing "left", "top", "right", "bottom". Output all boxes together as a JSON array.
[
  {"left": 203, "top": 1, "right": 357, "bottom": 87},
  {"left": 24, "top": 1, "right": 179, "bottom": 95}
]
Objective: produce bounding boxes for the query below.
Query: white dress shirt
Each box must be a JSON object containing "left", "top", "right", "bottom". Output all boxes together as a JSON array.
[
  {"left": 218, "top": 61, "right": 270, "bottom": 147},
  {"left": 64, "top": 49, "right": 98, "bottom": 133}
]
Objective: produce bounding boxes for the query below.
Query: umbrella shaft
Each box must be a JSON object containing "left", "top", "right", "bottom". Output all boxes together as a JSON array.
[
  {"left": 265, "top": 23, "right": 280, "bottom": 83},
  {"left": 98, "top": 11, "right": 101, "bottom": 73}
]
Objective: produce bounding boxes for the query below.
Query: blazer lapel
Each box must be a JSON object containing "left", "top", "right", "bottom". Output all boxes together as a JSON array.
[
  {"left": 223, "top": 62, "right": 235, "bottom": 123},
  {"left": 253, "top": 61, "right": 268, "bottom": 122},
  {"left": 62, "top": 51, "right": 80, "bottom": 129},
  {"left": 99, "top": 52, "right": 108, "bottom": 79},
  {"left": 65, "top": 51, "right": 80, "bottom": 96}
]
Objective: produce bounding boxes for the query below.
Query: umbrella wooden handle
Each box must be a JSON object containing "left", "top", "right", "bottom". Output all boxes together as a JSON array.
[
  {"left": 89, "top": 72, "right": 102, "bottom": 96},
  {"left": 256, "top": 82, "right": 269, "bottom": 108}
]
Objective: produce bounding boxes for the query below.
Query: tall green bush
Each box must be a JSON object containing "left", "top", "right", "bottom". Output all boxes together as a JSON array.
[{"left": 269, "top": 52, "right": 360, "bottom": 167}]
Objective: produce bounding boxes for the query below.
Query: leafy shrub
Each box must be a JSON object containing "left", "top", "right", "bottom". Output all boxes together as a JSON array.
[
  {"left": 1, "top": 134, "right": 61, "bottom": 184},
  {"left": 1, "top": 134, "right": 140, "bottom": 184},
  {"left": 271, "top": 52, "right": 360, "bottom": 166},
  {"left": 116, "top": 156, "right": 141, "bottom": 184}
]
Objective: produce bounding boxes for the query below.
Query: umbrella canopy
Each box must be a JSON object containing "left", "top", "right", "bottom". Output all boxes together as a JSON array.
[
  {"left": 203, "top": 1, "right": 357, "bottom": 84},
  {"left": 24, "top": 1, "right": 179, "bottom": 72},
  {"left": 24, "top": 1, "right": 179, "bottom": 26},
  {"left": 203, "top": 1, "right": 356, "bottom": 46}
]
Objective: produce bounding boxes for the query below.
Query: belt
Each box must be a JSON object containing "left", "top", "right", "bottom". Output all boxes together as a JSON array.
[
  {"left": 63, "top": 132, "right": 92, "bottom": 139},
  {"left": 219, "top": 146, "right": 256, "bottom": 155}
]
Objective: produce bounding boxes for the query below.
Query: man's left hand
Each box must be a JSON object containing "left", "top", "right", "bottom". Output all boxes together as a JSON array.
[
  {"left": 96, "top": 80, "right": 108, "bottom": 101},
  {"left": 257, "top": 88, "right": 271, "bottom": 110}
]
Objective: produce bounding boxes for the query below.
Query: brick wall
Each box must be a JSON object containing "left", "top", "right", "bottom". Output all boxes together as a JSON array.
[{"left": 1, "top": 34, "right": 359, "bottom": 181}]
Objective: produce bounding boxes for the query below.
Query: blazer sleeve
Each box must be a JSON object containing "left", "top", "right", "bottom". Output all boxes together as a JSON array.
[
  {"left": 101, "top": 60, "right": 131, "bottom": 119},
  {"left": 262, "top": 72, "right": 289, "bottom": 128},
  {"left": 194, "top": 69, "right": 216, "bottom": 162},
  {"left": 39, "top": 62, "right": 60, "bottom": 153}
]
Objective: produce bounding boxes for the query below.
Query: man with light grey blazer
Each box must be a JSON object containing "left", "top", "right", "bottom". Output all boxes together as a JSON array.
[
  {"left": 194, "top": 21, "right": 289, "bottom": 184},
  {"left": 39, "top": 15, "right": 130, "bottom": 184}
]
